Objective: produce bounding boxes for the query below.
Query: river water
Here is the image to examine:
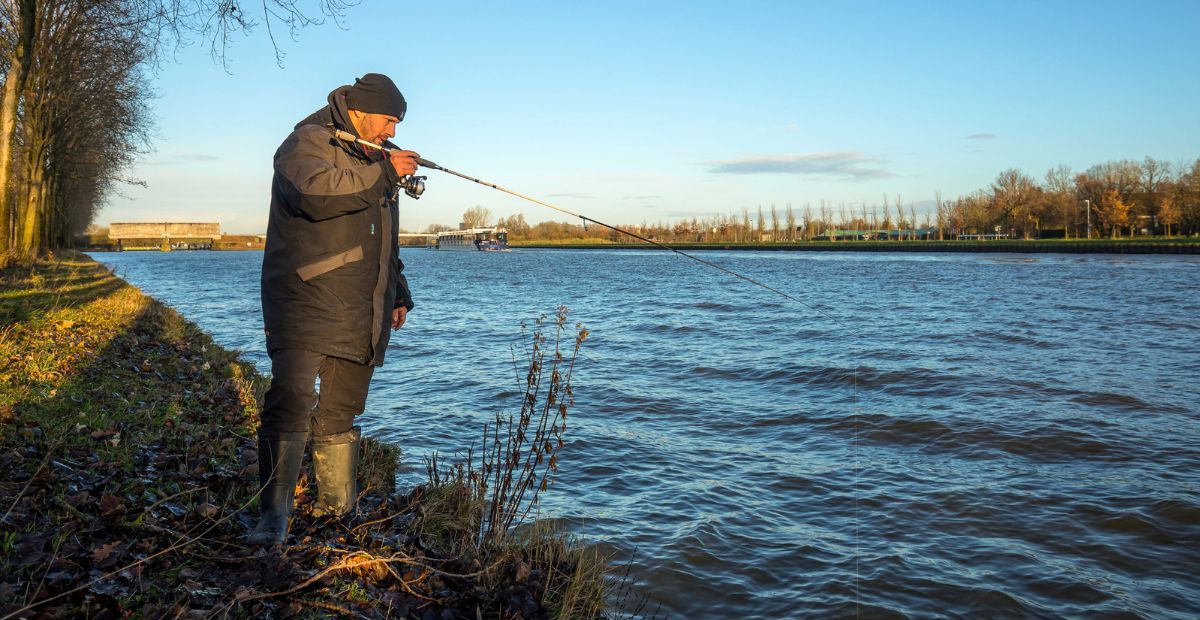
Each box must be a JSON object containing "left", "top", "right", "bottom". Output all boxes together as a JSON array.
[{"left": 89, "top": 249, "right": 1200, "bottom": 619}]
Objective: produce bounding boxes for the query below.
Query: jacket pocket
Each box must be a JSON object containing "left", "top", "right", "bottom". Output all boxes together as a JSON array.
[{"left": 296, "top": 245, "right": 363, "bottom": 282}]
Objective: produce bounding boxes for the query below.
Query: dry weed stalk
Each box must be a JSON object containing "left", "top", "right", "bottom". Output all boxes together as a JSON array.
[
  {"left": 421, "top": 306, "right": 587, "bottom": 554},
  {"left": 476, "top": 305, "right": 586, "bottom": 549}
]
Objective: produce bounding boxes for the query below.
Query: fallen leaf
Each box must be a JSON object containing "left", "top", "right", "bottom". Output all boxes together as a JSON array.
[
  {"left": 66, "top": 490, "right": 95, "bottom": 505},
  {"left": 91, "top": 541, "right": 122, "bottom": 565},
  {"left": 99, "top": 494, "right": 125, "bottom": 518}
]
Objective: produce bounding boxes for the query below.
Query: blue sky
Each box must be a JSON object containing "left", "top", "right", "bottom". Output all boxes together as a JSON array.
[{"left": 104, "top": 0, "right": 1200, "bottom": 233}]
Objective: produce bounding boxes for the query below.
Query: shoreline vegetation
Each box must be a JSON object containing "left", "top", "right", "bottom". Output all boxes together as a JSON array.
[
  {"left": 507, "top": 238, "right": 1200, "bottom": 254},
  {"left": 76, "top": 234, "right": 1200, "bottom": 255},
  {"left": 0, "top": 253, "right": 635, "bottom": 619}
]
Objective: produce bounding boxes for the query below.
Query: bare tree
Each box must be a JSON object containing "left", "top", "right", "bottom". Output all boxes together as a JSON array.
[
  {"left": 934, "top": 191, "right": 946, "bottom": 240},
  {"left": 880, "top": 194, "right": 892, "bottom": 238},
  {"left": 1159, "top": 196, "right": 1180, "bottom": 237},
  {"left": 784, "top": 203, "right": 795, "bottom": 242},
  {"left": 769, "top": 203, "right": 779, "bottom": 242},
  {"left": 461, "top": 205, "right": 493, "bottom": 228},
  {"left": 2, "top": 0, "right": 155, "bottom": 256},
  {"left": 1140, "top": 157, "right": 1171, "bottom": 221},
  {"left": 818, "top": 201, "right": 832, "bottom": 240},
  {"left": 991, "top": 168, "right": 1040, "bottom": 238},
  {"left": 0, "top": 0, "right": 358, "bottom": 262},
  {"left": 1044, "top": 164, "right": 1073, "bottom": 237},
  {"left": 500, "top": 213, "right": 530, "bottom": 237},
  {"left": 894, "top": 195, "right": 903, "bottom": 238}
]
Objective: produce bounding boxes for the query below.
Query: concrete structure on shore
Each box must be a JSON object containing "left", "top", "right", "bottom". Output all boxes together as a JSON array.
[{"left": 108, "top": 222, "right": 222, "bottom": 251}]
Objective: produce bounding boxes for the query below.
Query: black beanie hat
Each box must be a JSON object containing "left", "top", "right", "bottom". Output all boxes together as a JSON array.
[{"left": 345, "top": 73, "right": 407, "bottom": 121}]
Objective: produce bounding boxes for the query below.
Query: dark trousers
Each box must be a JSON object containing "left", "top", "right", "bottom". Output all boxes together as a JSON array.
[{"left": 259, "top": 349, "right": 375, "bottom": 439}]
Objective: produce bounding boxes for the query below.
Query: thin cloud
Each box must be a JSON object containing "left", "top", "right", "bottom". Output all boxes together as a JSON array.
[
  {"left": 141, "top": 153, "right": 222, "bottom": 167},
  {"left": 707, "top": 152, "right": 892, "bottom": 180},
  {"left": 546, "top": 192, "right": 592, "bottom": 199},
  {"left": 666, "top": 209, "right": 717, "bottom": 218},
  {"left": 966, "top": 133, "right": 997, "bottom": 140},
  {"left": 622, "top": 194, "right": 661, "bottom": 200}
]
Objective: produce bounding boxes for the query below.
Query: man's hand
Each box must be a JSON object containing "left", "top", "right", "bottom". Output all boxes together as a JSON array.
[
  {"left": 391, "top": 306, "right": 407, "bottom": 330},
  {"left": 389, "top": 150, "right": 420, "bottom": 177}
]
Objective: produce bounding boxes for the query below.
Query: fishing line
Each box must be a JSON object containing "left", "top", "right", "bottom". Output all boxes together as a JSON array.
[
  {"left": 337, "top": 129, "right": 865, "bottom": 614},
  {"left": 334, "top": 129, "right": 841, "bottom": 324}
]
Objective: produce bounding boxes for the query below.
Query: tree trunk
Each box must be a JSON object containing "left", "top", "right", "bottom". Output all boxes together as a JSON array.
[
  {"left": 18, "top": 163, "right": 43, "bottom": 254},
  {"left": 0, "top": 0, "right": 39, "bottom": 259},
  {"left": 14, "top": 102, "right": 48, "bottom": 257}
]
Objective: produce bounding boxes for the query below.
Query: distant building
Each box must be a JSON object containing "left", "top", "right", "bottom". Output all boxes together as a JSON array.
[
  {"left": 109, "top": 222, "right": 222, "bottom": 240},
  {"left": 107, "top": 222, "right": 223, "bottom": 251}
]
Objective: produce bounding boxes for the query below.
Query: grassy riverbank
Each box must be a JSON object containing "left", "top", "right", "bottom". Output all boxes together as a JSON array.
[
  {"left": 511, "top": 238, "right": 1200, "bottom": 254},
  {"left": 0, "top": 253, "right": 618, "bottom": 618}
]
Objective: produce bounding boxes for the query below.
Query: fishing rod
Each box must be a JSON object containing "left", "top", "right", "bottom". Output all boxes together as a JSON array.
[{"left": 333, "top": 129, "right": 837, "bottom": 321}]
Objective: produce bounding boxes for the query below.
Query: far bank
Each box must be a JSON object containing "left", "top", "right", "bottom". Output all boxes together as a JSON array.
[{"left": 509, "top": 238, "right": 1200, "bottom": 254}]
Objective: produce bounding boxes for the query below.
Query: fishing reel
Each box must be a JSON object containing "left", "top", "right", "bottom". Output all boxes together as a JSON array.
[{"left": 398, "top": 175, "right": 426, "bottom": 199}]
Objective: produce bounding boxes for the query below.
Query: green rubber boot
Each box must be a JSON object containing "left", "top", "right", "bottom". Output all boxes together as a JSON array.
[
  {"left": 247, "top": 432, "right": 308, "bottom": 546},
  {"left": 310, "top": 426, "right": 361, "bottom": 518}
]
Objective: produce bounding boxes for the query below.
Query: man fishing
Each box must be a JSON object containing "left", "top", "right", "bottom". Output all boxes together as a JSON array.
[{"left": 251, "top": 73, "right": 420, "bottom": 546}]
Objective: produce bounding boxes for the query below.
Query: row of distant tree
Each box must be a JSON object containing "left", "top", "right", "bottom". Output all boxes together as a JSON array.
[
  {"left": 942, "top": 157, "right": 1200, "bottom": 240},
  {"left": 0, "top": 1, "right": 352, "bottom": 266},
  {"left": 425, "top": 157, "right": 1200, "bottom": 243}
]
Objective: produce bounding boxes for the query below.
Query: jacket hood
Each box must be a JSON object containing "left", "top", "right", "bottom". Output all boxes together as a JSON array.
[{"left": 294, "top": 85, "right": 358, "bottom": 135}]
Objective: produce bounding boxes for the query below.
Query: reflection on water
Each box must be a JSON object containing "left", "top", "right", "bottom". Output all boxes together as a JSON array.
[{"left": 91, "top": 249, "right": 1200, "bottom": 619}]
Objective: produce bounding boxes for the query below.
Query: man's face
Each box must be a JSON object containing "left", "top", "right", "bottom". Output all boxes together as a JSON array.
[{"left": 350, "top": 110, "right": 401, "bottom": 145}]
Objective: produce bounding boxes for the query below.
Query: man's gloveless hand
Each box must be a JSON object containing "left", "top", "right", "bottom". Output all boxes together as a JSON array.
[{"left": 389, "top": 150, "right": 420, "bottom": 176}]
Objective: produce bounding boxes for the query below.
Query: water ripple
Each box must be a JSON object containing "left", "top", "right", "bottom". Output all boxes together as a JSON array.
[{"left": 90, "top": 250, "right": 1200, "bottom": 619}]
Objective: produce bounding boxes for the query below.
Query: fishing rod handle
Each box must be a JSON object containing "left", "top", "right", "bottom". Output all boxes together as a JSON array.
[{"left": 332, "top": 129, "right": 437, "bottom": 167}]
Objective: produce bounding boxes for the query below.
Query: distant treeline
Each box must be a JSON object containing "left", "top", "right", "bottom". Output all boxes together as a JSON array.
[{"left": 427, "top": 157, "right": 1200, "bottom": 243}]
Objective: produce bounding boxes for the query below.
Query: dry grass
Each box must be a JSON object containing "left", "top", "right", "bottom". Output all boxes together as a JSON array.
[{"left": 512, "top": 522, "right": 609, "bottom": 619}]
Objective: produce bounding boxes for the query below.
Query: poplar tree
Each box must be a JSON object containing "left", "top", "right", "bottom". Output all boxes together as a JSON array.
[{"left": 784, "top": 203, "right": 795, "bottom": 242}]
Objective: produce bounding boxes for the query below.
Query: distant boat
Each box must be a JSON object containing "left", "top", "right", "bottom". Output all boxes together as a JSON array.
[{"left": 430, "top": 227, "right": 511, "bottom": 251}]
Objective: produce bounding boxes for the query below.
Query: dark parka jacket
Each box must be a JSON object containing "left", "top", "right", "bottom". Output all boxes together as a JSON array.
[{"left": 261, "top": 85, "right": 414, "bottom": 366}]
